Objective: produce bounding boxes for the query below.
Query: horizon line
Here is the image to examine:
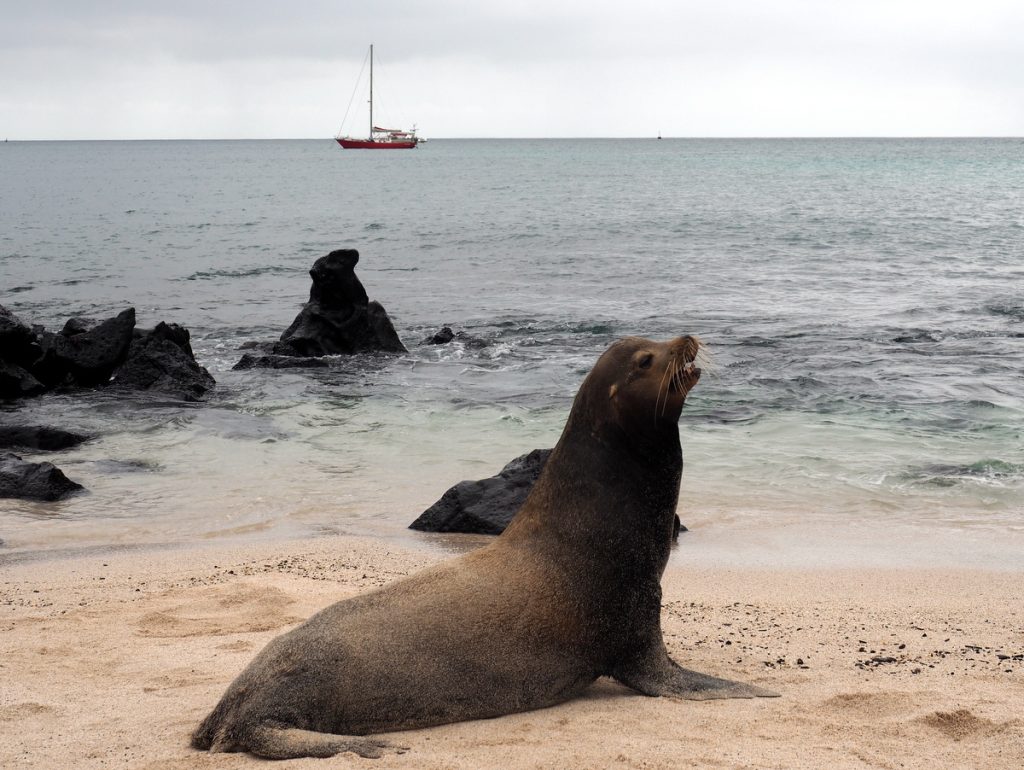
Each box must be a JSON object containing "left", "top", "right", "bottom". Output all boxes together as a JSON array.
[{"left": 3, "top": 135, "right": 1023, "bottom": 143}]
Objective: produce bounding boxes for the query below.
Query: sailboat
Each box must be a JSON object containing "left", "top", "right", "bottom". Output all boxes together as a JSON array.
[{"left": 336, "top": 45, "right": 423, "bottom": 150}]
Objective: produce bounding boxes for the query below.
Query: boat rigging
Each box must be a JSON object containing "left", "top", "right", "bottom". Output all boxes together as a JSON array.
[{"left": 335, "top": 45, "right": 423, "bottom": 150}]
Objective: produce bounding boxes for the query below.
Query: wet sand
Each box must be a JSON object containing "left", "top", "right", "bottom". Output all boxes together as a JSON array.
[{"left": 2, "top": 535, "right": 1022, "bottom": 769}]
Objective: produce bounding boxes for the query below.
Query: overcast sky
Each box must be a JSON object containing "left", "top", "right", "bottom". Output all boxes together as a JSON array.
[{"left": 2, "top": 1, "right": 1022, "bottom": 139}]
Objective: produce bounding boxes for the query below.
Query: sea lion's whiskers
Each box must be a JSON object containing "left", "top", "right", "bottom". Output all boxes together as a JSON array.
[
  {"left": 673, "top": 359, "right": 685, "bottom": 391},
  {"left": 655, "top": 361, "right": 672, "bottom": 422},
  {"left": 693, "top": 344, "right": 716, "bottom": 375}
]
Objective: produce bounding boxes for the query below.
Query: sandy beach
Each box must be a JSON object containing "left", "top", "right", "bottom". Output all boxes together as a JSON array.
[{"left": 1, "top": 535, "right": 1021, "bottom": 769}]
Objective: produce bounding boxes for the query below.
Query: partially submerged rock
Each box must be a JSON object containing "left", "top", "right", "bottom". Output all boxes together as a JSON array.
[
  {"left": 112, "top": 322, "right": 215, "bottom": 401},
  {"left": 0, "top": 306, "right": 46, "bottom": 400},
  {"left": 424, "top": 326, "right": 456, "bottom": 345},
  {"left": 0, "top": 452, "right": 84, "bottom": 501},
  {"left": 60, "top": 316, "right": 98, "bottom": 337},
  {"left": 0, "top": 426, "right": 89, "bottom": 451},
  {"left": 34, "top": 308, "right": 136, "bottom": 388},
  {"left": 412, "top": 448, "right": 686, "bottom": 538},
  {"left": 272, "top": 249, "right": 406, "bottom": 357},
  {"left": 410, "top": 449, "right": 552, "bottom": 535},
  {"left": 233, "top": 353, "right": 330, "bottom": 370},
  {"left": 0, "top": 306, "right": 42, "bottom": 370},
  {"left": 0, "top": 304, "right": 215, "bottom": 402},
  {"left": 422, "top": 325, "right": 487, "bottom": 349},
  {"left": 0, "top": 361, "right": 46, "bottom": 400}
]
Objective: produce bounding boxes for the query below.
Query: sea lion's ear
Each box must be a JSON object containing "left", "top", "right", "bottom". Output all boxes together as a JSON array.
[{"left": 609, "top": 383, "right": 618, "bottom": 399}]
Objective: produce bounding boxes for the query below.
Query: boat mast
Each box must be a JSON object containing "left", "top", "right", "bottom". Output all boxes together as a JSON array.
[{"left": 369, "top": 44, "right": 374, "bottom": 140}]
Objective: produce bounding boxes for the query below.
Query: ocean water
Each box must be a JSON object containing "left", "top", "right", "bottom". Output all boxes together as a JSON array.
[{"left": 1, "top": 138, "right": 1022, "bottom": 567}]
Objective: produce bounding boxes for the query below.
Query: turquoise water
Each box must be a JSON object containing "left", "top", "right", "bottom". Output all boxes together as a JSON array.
[{"left": 1, "top": 138, "right": 1022, "bottom": 565}]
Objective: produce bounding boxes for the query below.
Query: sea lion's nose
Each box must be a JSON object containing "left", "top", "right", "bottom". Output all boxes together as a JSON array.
[{"left": 672, "top": 335, "right": 700, "bottom": 361}]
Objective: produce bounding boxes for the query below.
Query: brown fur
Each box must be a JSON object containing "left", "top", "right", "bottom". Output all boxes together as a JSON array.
[{"left": 191, "top": 335, "right": 776, "bottom": 760}]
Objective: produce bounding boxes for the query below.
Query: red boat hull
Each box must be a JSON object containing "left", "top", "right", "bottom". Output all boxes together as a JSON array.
[{"left": 336, "top": 138, "right": 417, "bottom": 150}]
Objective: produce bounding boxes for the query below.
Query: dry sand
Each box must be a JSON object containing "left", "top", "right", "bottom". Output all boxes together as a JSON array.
[{"left": 1, "top": 535, "right": 1022, "bottom": 769}]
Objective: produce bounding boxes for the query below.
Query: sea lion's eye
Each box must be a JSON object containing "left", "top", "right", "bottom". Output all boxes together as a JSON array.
[{"left": 638, "top": 353, "right": 654, "bottom": 370}]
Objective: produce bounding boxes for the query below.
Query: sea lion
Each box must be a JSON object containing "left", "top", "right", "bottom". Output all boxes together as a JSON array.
[{"left": 192, "top": 335, "right": 777, "bottom": 760}]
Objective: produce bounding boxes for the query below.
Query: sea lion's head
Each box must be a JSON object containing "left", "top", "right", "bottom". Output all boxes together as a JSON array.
[
  {"left": 508, "top": 335, "right": 703, "bottom": 539},
  {"left": 594, "top": 335, "right": 704, "bottom": 429}
]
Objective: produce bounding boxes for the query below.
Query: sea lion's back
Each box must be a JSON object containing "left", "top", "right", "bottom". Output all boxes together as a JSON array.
[{"left": 196, "top": 544, "right": 594, "bottom": 741}]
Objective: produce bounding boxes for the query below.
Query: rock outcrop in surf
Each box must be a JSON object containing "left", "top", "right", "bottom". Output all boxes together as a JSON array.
[
  {"left": 34, "top": 309, "right": 137, "bottom": 388},
  {"left": 0, "top": 452, "right": 84, "bottom": 501},
  {"left": 271, "top": 249, "right": 407, "bottom": 357},
  {"left": 0, "top": 306, "right": 46, "bottom": 400},
  {"left": 0, "top": 305, "right": 214, "bottom": 402},
  {"left": 233, "top": 353, "right": 330, "bottom": 370},
  {"left": 1, "top": 306, "right": 215, "bottom": 500},
  {"left": 113, "top": 322, "right": 216, "bottom": 402},
  {"left": 422, "top": 325, "right": 487, "bottom": 348},
  {"left": 412, "top": 448, "right": 685, "bottom": 538},
  {"left": 411, "top": 449, "right": 551, "bottom": 535},
  {"left": 0, "top": 426, "right": 90, "bottom": 451}
]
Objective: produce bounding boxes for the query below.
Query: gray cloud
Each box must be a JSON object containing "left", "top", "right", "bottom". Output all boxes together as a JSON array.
[{"left": 2, "top": 1, "right": 1021, "bottom": 138}]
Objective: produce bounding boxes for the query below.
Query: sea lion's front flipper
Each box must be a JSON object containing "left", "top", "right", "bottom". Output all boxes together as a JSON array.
[{"left": 613, "top": 648, "right": 779, "bottom": 700}]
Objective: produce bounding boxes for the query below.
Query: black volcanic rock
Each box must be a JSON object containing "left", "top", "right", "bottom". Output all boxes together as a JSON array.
[
  {"left": 60, "top": 316, "right": 99, "bottom": 337},
  {"left": 0, "top": 452, "right": 84, "bottom": 501},
  {"left": 422, "top": 326, "right": 487, "bottom": 348},
  {"left": 34, "top": 308, "right": 136, "bottom": 387},
  {"left": 410, "top": 449, "right": 552, "bottom": 535},
  {"left": 412, "top": 448, "right": 686, "bottom": 539},
  {"left": 424, "top": 326, "right": 456, "bottom": 345},
  {"left": 237, "top": 340, "right": 275, "bottom": 352},
  {"left": 272, "top": 249, "right": 406, "bottom": 357},
  {"left": 1, "top": 307, "right": 215, "bottom": 403},
  {"left": 365, "top": 301, "right": 406, "bottom": 353},
  {"left": 233, "top": 353, "right": 330, "bottom": 370},
  {"left": 0, "top": 305, "right": 42, "bottom": 369},
  {"left": 111, "top": 322, "right": 215, "bottom": 401},
  {"left": 0, "top": 426, "right": 89, "bottom": 451},
  {"left": 0, "top": 361, "right": 46, "bottom": 400}
]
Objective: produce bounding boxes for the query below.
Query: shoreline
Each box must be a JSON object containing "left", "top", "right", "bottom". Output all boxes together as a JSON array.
[
  {"left": 3, "top": 506, "right": 1023, "bottom": 571},
  {"left": 2, "top": 534, "right": 1022, "bottom": 768}
]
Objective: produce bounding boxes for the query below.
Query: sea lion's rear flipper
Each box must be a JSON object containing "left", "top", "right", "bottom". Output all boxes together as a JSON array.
[
  {"left": 614, "top": 650, "right": 779, "bottom": 700},
  {"left": 655, "top": 663, "right": 779, "bottom": 700},
  {"left": 244, "top": 723, "right": 407, "bottom": 760}
]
